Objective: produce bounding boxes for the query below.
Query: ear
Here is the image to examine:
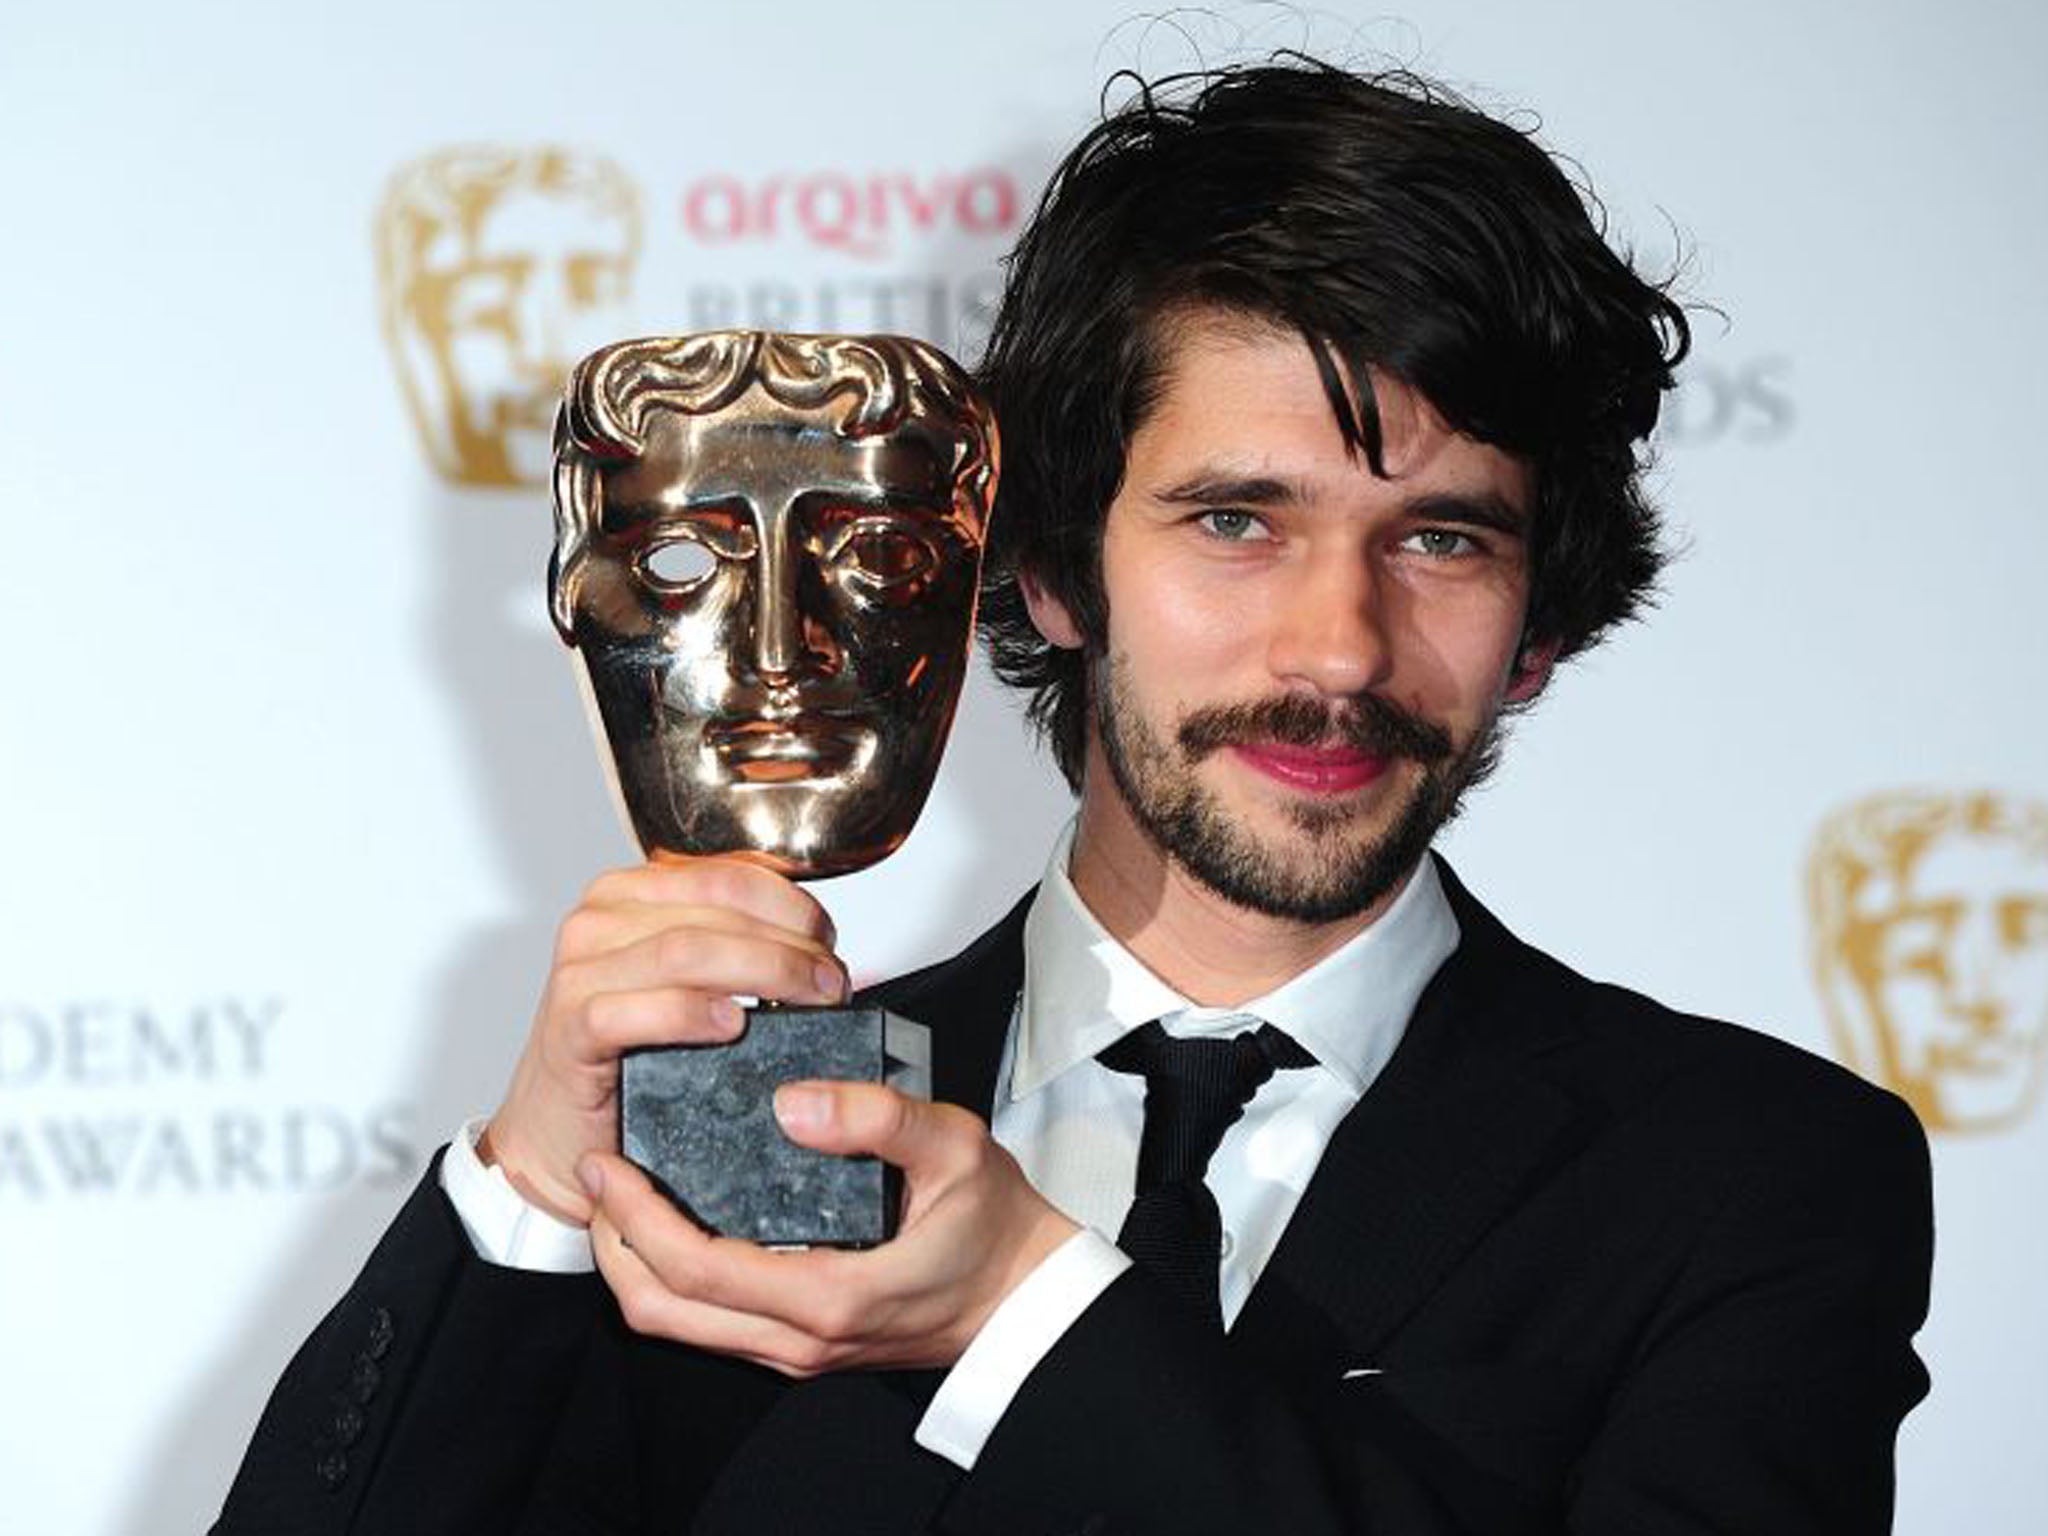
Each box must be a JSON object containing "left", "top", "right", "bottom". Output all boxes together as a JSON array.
[
  {"left": 1018, "top": 568, "right": 1085, "bottom": 650},
  {"left": 1504, "top": 638, "right": 1560, "bottom": 705}
]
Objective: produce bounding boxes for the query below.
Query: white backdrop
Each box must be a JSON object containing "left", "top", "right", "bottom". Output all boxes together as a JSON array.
[{"left": 2, "top": 4, "right": 2043, "bottom": 1532}]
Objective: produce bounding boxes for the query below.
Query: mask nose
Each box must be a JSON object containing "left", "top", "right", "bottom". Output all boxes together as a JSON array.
[
  {"left": 748, "top": 517, "right": 838, "bottom": 689},
  {"left": 1941, "top": 958, "right": 2007, "bottom": 1040},
  {"left": 1943, "top": 934, "right": 2008, "bottom": 1036},
  {"left": 509, "top": 263, "right": 571, "bottom": 380}
]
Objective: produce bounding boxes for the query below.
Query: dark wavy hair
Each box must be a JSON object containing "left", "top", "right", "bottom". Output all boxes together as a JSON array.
[{"left": 977, "top": 60, "right": 1690, "bottom": 788}]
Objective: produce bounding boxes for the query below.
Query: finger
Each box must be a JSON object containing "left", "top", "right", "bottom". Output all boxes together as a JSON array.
[
  {"left": 773, "top": 1083, "right": 978, "bottom": 1178},
  {"left": 576, "top": 985, "right": 747, "bottom": 1056},
  {"left": 585, "top": 1152, "right": 861, "bottom": 1329},
  {"left": 582, "top": 858, "right": 836, "bottom": 947},
  {"left": 555, "top": 900, "right": 834, "bottom": 966},
  {"left": 556, "top": 925, "right": 847, "bottom": 1011},
  {"left": 590, "top": 1208, "right": 839, "bottom": 1373}
]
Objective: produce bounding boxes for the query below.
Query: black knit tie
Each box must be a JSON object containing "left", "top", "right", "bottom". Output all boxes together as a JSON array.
[{"left": 1097, "top": 1020, "right": 1317, "bottom": 1329}]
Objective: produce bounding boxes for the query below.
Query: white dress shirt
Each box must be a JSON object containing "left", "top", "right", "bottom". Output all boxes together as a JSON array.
[
  {"left": 917, "top": 828, "right": 1456, "bottom": 1464},
  {"left": 440, "top": 828, "right": 1458, "bottom": 1471}
]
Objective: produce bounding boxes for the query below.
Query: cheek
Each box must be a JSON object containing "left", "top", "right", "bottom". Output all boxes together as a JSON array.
[
  {"left": 449, "top": 331, "right": 510, "bottom": 373},
  {"left": 1102, "top": 539, "right": 1247, "bottom": 676},
  {"left": 660, "top": 656, "right": 739, "bottom": 719},
  {"left": 1117, "top": 585, "right": 1236, "bottom": 656},
  {"left": 1871, "top": 976, "right": 1952, "bottom": 1043},
  {"left": 1396, "top": 586, "right": 1528, "bottom": 714},
  {"left": 1985, "top": 951, "right": 2048, "bottom": 1018},
  {"left": 1106, "top": 601, "right": 1241, "bottom": 730},
  {"left": 840, "top": 586, "right": 975, "bottom": 692}
]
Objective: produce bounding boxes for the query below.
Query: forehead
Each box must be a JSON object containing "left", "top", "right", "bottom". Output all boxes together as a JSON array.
[
  {"left": 1905, "top": 835, "right": 2048, "bottom": 896},
  {"left": 604, "top": 405, "right": 956, "bottom": 519},
  {"left": 1132, "top": 311, "right": 1532, "bottom": 507},
  {"left": 418, "top": 186, "right": 633, "bottom": 271}
]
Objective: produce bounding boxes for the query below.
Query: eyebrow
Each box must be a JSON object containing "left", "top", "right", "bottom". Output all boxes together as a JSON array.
[
  {"left": 1152, "top": 473, "right": 1307, "bottom": 508},
  {"left": 1405, "top": 491, "right": 1529, "bottom": 537},
  {"left": 1151, "top": 474, "right": 1528, "bottom": 537}
]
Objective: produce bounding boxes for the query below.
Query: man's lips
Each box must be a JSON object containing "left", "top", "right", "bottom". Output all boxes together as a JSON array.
[{"left": 1229, "top": 742, "right": 1391, "bottom": 794}]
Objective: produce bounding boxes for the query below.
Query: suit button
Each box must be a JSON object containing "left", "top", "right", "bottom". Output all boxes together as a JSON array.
[
  {"left": 347, "top": 1353, "right": 382, "bottom": 1404},
  {"left": 316, "top": 1451, "right": 349, "bottom": 1489},
  {"left": 365, "top": 1306, "right": 395, "bottom": 1359},
  {"left": 330, "top": 1395, "right": 366, "bottom": 1448}
]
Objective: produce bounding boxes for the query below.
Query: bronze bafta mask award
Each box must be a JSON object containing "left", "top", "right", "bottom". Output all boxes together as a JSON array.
[{"left": 550, "top": 331, "right": 997, "bottom": 1244}]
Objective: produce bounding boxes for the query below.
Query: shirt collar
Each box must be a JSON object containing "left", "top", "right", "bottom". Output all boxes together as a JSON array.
[{"left": 1012, "top": 821, "right": 1460, "bottom": 1101}]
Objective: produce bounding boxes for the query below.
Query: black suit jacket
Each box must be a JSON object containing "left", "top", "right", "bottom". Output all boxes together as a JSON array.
[{"left": 216, "top": 866, "right": 1932, "bottom": 1534}]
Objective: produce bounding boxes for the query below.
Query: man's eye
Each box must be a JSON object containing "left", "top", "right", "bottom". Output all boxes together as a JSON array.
[
  {"left": 1197, "top": 510, "right": 1269, "bottom": 541},
  {"left": 833, "top": 523, "right": 936, "bottom": 589},
  {"left": 1404, "top": 528, "right": 1478, "bottom": 558}
]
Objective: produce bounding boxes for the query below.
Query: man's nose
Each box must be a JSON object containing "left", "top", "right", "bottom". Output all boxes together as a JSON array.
[{"left": 1266, "top": 549, "right": 1394, "bottom": 697}]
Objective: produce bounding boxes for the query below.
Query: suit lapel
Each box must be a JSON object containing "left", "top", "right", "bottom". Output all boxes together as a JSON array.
[
  {"left": 869, "top": 888, "right": 1033, "bottom": 1119},
  {"left": 861, "top": 874, "right": 1595, "bottom": 1385},
  {"left": 871, "top": 872, "right": 1594, "bottom": 1379},
  {"left": 1233, "top": 864, "right": 1592, "bottom": 1376}
]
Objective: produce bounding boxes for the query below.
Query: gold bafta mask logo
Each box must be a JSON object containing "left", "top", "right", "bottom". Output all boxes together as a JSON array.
[
  {"left": 377, "top": 146, "right": 642, "bottom": 487},
  {"left": 1809, "top": 790, "right": 2048, "bottom": 1133}
]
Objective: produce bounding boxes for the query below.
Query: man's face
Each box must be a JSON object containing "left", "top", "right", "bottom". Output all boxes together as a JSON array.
[
  {"left": 394, "top": 174, "right": 636, "bottom": 486},
  {"left": 568, "top": 401, "right": 983, "bottom": 877},
  {"left": 1034, "top": 312, "right": 1544, "bottom": 924},
  {"left": 1834, "top": 828, "right": 2048, "bottom": 1130}
]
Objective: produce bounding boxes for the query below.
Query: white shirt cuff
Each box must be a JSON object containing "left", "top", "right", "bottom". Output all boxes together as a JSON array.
[
  {"left": 438, "top": 1117, "right": 595, "bottom": 1273},
  {"left": 914, "top": 1227, "right": 1131, "bottom": 1470}
]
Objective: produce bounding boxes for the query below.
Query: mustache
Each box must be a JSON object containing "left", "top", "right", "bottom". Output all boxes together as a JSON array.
[{"left": 1177, "top": 692, "right": 1453, "bottom": 765}]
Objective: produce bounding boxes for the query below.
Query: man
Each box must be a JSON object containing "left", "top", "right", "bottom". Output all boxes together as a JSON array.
[{"left": 219, "top": 62, "right": 1931, "bottom": 1534}]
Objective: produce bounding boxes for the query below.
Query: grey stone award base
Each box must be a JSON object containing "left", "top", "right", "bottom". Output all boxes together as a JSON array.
[{"left": 619, "top": 1006, "right": 932, "bottom": 1247}]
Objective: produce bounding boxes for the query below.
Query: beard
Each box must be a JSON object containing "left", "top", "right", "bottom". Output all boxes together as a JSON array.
[{"left": 1093, "top": 654, "right": 1502, "bottom": 925}]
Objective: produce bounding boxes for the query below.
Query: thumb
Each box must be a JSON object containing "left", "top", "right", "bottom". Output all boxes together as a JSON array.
[{"left": 773, "top": 1081, "right": 957, "bottom": 1174}]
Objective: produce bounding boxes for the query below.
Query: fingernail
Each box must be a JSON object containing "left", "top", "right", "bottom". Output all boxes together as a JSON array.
[
  {"left": 578, "top": 1158, "right": 604, "bottom": 1200},
  {"left": 813, "top": 960, "right": 843, "bottom": 1001},
  {"left": 775, "top": 1084, "right": 830, "bottom": 1135},
  {"left": 709, "top": 996, "right": 744, "bottom": 1033}
]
